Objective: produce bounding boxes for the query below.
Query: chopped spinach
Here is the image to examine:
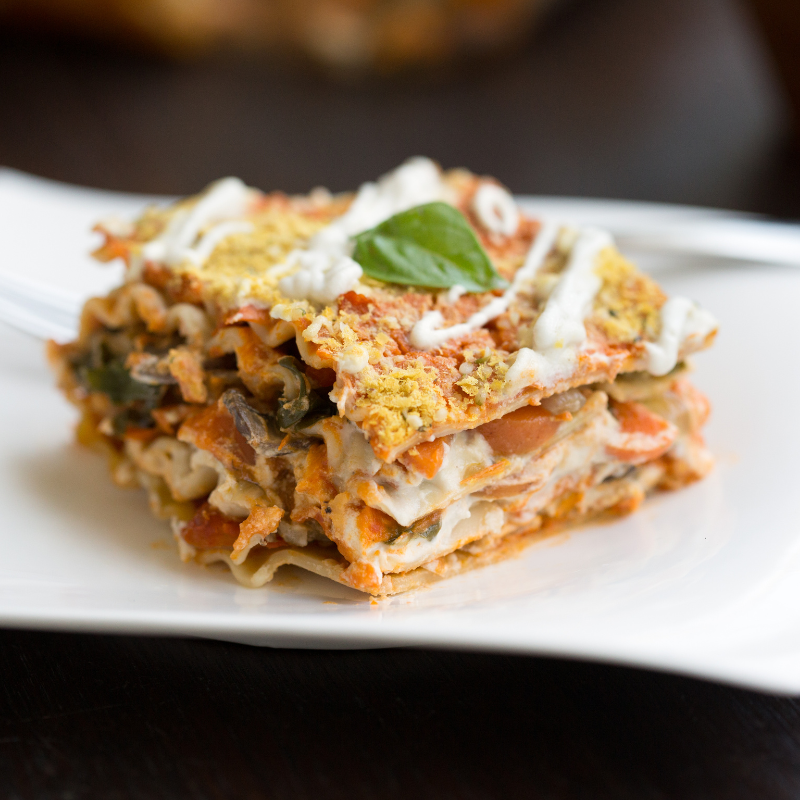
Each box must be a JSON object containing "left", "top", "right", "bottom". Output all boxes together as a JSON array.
[
  {"left": 276, "top": 357, "right": 337, "bottom": 430},
  {"left": 294, "top": 391, "right": 339, "bottom": 430},
  {"left": 384, "top": 514, "right": 442, "bottom": 545},
  {"left": 81, "top": 358, "right": 162, "bottom": 408},
  {"left": 276, "top": 357, "right": 313, "bottom": 428}
]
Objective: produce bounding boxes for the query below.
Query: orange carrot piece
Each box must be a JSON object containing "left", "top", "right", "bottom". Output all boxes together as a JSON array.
[
  {"left": 477, "top": 405, "right": 562, "bottom": 456},
  {"left": 182, "top": 503, "right": 241, "bottom": 549},
  {"left": 401, "top": 438, "right": 447, "bottom": 479}
]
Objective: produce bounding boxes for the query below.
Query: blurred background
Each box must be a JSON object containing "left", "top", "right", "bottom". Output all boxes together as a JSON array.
[{"left": 0, "top": 0, "right": 799, "bottom": 216}]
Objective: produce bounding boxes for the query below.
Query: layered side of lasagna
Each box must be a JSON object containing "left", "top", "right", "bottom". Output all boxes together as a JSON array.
[{"left": 49, "top": 158, "right": 717, "bottom": 595}]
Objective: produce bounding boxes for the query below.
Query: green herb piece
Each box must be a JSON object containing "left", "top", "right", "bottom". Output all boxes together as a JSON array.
[
  {"left": 384, "top": 513, "right": 442, "bottom": 545},
  {"left": 294, "top": 391, "right": 338, "bottom": 430},
  {"left": 417, "top": 519, "right": 442, "bottom": 541},
  {"left": 352, "top": 202, "right": 507, "bottom": 293},
  {"left": 276, "top": 357, "right": 313, "bottom": 428},
  {"left": 82, "top": 360, "right": 162, "bottom": 407},
  {"left": 222, "top": 388, "right": 312, "bottom": 456}
]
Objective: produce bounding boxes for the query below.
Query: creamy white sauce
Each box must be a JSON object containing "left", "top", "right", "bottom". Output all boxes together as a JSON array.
[
  {"left": 190, "top": 449, "right": 262, "bottom": 520},
  {"left": 472, "top": 183, "right": 519, "bottom": 236},
  {"left": 503, "top": 346, "right": 579, "bottom": 392},
  {"left": 274, "top": 157, "right": 445, "bottom": 306},
  {"left": 644, "top": 296, "right": 718, "bottom": 376},
  {"left": 410, "top": 222, "right": 609, "bottom": 368},
  {"left": 447, "top": 284, "right": 467, "bottom": 303},
  {"left": 368, "top": 497, "right": 504, "bottom": 575},
  {"left": 335, "top": 156, "right": 444, "bottom": 235},
  {"left": 507, "top": 418, "right": 616, "bottom": 526},
  {"left": 409, "top": 221, "right": 561, "bottom": 350},
  {"left": 531, "top": 228, "right": 611, "bottom": 350},
  {"left": 325, "top": 419, "right": 384, "bottom": 482},
  {"left": 503, "top": 227, "right": 612, "bottom": 393},
  {"left": 142, "top": 177, "right": 252, "bottom": 267},
  {"left": 323, "top": 418, "right": 494, "bottom": 526},
  {"left": 277, "top": 249, "right": 363, "bottom": 305},
  {"left": 326, "top": 419, "right": 494, "bottom": 527}
]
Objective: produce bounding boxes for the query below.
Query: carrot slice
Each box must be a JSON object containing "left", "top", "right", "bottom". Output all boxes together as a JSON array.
[
  {"left": 460, "top": 460, "right": 510, "bottom": 488},
  {"left": 613, "top": 400, "right": 669, "bottom": 437},
  {"left": 477, "top": 405, "right": 562, "bottom": 456},
  {"left": 182, "top": 503, "right": 241, "bottom": 549},
  {"left": 401, "top": 438, "right": 447, "bottom": 479},
  {"left": 606, "top": 400, "right": 677, "bottom": 464},
  {"left": 179, "top": 401, "right": 256, "bottom": 468},
  {"left": 356, "top": 505, "right": 398, "bottom": 547}
]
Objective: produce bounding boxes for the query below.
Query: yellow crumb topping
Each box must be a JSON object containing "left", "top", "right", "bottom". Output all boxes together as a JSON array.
[
  {"left": 174, "top": 209, "right": 328, "bottom": 306},
  {"left": 454, "top": 349, "right": 509, "bottom": 408},
  {"left": 355, "top": 361, "right": 444, "bottom": 446},
  {"left": 590, "top": 248, "right": 666, "bottom": 343}
]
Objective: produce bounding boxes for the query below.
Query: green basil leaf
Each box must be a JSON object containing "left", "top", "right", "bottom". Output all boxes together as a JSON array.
[{"left": 352, "top": 202, "right": 507, "bottom": 293}]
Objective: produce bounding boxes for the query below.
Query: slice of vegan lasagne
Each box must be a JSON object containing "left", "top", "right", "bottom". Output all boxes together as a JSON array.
[{"left": 49, "top": 158, "right": 717, "bottom": 595}]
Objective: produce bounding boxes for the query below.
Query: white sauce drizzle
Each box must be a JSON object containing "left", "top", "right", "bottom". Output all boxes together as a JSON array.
[
  {"left": 278, "top": 249, "right": 363, "bottom": 305},
  {"left": 530, "top": 228, "right": 611, "bottom": 351},
  {"left": 644, "top": 297, "right": 718, "bottom": 376},
  {"left": 274, "top": 157, "right": 445, "bottom": 306},
  {"left": 142, "top": 177, "right": 252, "bottom": 267},
  {"left": 504, "top": 228, "right": 612, "bottom": 392},
  {"left": 137, "top": 165, "right": 716, "bottom": 392},
  {"left": 472, "top": 183, "right": 519, "bottom": 236},
  {"left": 409, "top": 220, "right": 560, "bottom": 350},
  {"left": 447, "top": 284, "right": 467, "bottom": 303}
]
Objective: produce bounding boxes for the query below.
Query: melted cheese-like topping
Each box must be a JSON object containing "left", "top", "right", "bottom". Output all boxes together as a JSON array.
[{"left": 531, "top": 228, "right": 611, "bottom": 351}]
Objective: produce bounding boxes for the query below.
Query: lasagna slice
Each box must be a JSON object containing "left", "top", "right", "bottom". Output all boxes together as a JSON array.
[{"left": 49, "top": 158, "right": 717, "bottom": 595}]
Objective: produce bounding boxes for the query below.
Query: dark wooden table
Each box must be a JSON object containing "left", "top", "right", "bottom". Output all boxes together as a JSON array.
[{"left": 2, "top": 0, "right": 800, "bottom": 796}]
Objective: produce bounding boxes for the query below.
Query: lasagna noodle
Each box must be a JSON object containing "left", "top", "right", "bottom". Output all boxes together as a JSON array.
[{"left": 50, "top": 159, "right": 717, "bottom": 595}]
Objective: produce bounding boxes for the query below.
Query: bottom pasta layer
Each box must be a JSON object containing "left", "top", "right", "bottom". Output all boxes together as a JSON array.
[{"left": 49, "top": 320, "right": 711, "bottom": 596}]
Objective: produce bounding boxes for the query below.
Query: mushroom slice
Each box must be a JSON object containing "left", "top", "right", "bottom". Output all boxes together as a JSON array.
[{"left": 221, "top": 388, "right": 309, "bottom": 457}]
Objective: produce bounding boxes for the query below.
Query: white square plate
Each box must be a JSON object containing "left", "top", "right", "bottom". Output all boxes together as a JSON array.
[{"left": 2, "top": 171, "right": 799, "bottom": 694}]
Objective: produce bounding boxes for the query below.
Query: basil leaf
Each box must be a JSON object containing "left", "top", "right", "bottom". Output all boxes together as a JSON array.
[{"left": 353, "top": 202, "right": 507, "bottom": 293}]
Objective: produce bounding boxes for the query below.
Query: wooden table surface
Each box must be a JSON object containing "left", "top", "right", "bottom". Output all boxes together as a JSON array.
[{"left": 2, "top": 0, "right": 800, "bottom": 796}]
